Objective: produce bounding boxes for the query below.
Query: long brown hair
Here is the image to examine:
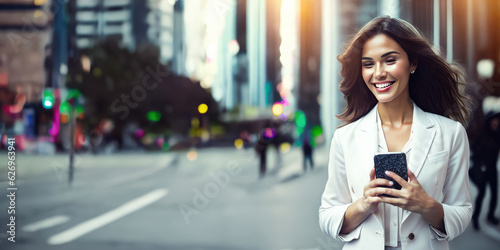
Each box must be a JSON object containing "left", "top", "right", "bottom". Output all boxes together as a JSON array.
[{"left": 337, "top": 16, "right": 471, "bottom": 126}]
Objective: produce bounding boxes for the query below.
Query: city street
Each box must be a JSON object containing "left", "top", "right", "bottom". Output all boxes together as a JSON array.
[
  {"left": 1, "top": 0, "right": 499, "bottom": 249},
  {"left": 0, "top": 147, "right": 499, "bottom": 249}
]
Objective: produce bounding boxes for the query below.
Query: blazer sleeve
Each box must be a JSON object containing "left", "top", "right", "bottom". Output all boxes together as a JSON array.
[
  {"left": 434, "top": 122, "right": 473, "bottom": 241},
  {"left": 319, "top": 129, "right": 362, "bottom": 242}
]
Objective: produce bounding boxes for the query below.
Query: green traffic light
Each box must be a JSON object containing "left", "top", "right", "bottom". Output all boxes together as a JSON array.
[
  {"left": 43, "top": 98, "right": 53, "bottom": 109},
  {"left": 43, "top": 89, "right": 54, "bottom": 109},
  {"left": 146, "top": 111, "right": 161, "bottom": 122}
]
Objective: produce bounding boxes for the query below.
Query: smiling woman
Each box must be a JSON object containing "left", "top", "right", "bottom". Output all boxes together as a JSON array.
[
  {"left": 335, "top": 16, "right": 470, "bottom": 127},
  {"left": 319, "top": 16, "right": 472, "bottom": 250}
]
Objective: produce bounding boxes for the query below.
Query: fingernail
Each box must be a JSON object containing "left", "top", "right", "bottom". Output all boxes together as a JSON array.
[
  {"left": 389, "top": 181, "right": 393, "bottom": 186},
  {"left": 385, "top": 170, "right": 390, "bottom": 175}
]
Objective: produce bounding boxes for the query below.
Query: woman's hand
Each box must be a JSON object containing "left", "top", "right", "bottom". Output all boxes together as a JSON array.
[
  {"left": 360, "top": 168, "right": 393, "bottom": 214},
  {"left": 340, "top": 168, "right": 394, "bottom": 234},
  {"left": 380, "top": 169, "right": 445, "bottom": 231},
  {"left": 379, "top": 169, "right": 435, "bottom": 214}
]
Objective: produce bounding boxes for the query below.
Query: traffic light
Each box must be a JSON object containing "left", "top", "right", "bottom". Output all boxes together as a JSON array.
[{"left": 42, "top": 89, "right": 54, "bottom": 109}]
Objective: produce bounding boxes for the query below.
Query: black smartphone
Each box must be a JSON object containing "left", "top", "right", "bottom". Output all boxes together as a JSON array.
[{"left": 374, "top": 152, "right": 408, "bottom": 191}]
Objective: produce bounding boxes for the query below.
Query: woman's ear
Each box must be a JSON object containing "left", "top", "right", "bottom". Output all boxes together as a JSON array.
[{"left": 410, "top": 59, "right": 418, "bottom": 73}]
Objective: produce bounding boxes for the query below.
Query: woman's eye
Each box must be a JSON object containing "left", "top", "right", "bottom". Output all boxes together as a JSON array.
[
  {"left": 386, "top": 58, "right": 396, "bottom": 64},
  {"left": 363, "top": 62, "right": 374, "bottom": 68}
]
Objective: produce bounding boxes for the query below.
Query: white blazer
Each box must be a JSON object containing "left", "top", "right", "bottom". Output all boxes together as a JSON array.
[{"left": 319, "top": 104, "right": 472, "bottom": 250}]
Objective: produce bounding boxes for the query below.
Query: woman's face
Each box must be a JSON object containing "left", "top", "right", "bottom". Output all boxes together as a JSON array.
[{"left": 361, "top": 34, "right": 416, "bottom": 104}]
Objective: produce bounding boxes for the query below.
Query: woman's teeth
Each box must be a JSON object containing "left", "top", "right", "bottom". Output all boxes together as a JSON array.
[{"left": 375, "top": 82, "right": 394, "bottom": 88}]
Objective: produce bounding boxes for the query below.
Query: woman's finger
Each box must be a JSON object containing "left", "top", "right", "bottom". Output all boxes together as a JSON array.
[
  {"left": 369, "top": 167, "right": 375, "bottom": 181},
  {"left": 366, "top": 187, "right": 396, "bottom": 197},
  {"left": 366, "top": 196, "right": 382, "bottom": 204},
  {"left": 367, "top": 178, "right": 393, "bottom": 189},
  {"left": 385, "top": 171, "right": 408, "bottom": 188},
  {"left": 379, "top": 196, "right": 404, "bottom": 206}
]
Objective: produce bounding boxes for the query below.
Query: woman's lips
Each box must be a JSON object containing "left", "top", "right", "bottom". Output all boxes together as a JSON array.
[{"left": 373, "top": 81, "right": 395, "bottom": 92}]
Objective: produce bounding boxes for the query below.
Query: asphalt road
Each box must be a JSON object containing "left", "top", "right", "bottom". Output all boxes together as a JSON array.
[{"left": 0, "top": 147, "right": 499, "bottom": 249}]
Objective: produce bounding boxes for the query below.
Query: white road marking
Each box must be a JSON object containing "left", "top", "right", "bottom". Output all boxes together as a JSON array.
[
  {"left": 23, "top": 215, "right": 70, "bottom": 232},
  {"left": 47, "top": 188, "right": 168, "bottom": 245}
]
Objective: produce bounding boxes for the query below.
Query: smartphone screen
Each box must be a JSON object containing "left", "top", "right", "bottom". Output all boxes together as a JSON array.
[{"left": 374, "top": 152, "right": 408, "bottom": 190}]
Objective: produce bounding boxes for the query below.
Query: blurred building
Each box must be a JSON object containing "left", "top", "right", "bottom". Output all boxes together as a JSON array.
[
  {"left": 0, "top": 0, "right": 57, "bottom": 148},
  {"left": 68, "top": 0, "right": 182, "bottom": 67},
  {"left": 0, "top": 0, "right": 53, "bottom": 102},
  {"left": 69, "top": 0, "right": 133, "bottom": 49},
  {"left": 190, "top": 0, "right": 301, "bottom": 131}
]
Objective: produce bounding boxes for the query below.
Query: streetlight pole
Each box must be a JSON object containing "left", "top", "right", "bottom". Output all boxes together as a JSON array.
[{"left": 68, "top": 98, "right": 76, "bottom": 186}]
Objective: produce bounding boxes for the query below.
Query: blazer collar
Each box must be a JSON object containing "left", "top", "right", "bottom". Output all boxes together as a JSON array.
[{"left": 355, "top": 102, "right": 437, "bottom": 185}]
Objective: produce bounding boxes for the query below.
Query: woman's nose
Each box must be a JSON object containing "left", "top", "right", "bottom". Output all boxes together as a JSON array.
[{"left": 374, "top": 64, "right": 387, "bottom": 79}]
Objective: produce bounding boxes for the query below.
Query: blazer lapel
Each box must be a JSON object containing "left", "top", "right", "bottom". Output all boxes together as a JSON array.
[
  {"left": 354, "top": 105, "right": 383, "bottom": 225},
  {"left": 355, "top": 105, "right": 379, "bottom": 173},
  {"left": 408, "top": 104, "right": 436, "bottom": 178},
  {"left": 402, "top": 104, "right": 436, "bottom": 222}
]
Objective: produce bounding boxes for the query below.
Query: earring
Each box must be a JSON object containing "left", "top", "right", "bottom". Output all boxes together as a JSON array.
[{"left": 411, "top": 70, "right": 415, "bottom": 74}]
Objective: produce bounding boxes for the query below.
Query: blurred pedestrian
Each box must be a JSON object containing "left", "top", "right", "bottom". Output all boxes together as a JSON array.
[
  {"left": 470, "top": 112, "right": 500, "bottom": 230},
  {"left": 302, "top": 136, "right": 314, "bottom": 172},
  {"left": 255, "top": 132, "right": 269, "bottom": 179},
  {"left": 319, "top": 16, "right": 472, "bottom": 249}
]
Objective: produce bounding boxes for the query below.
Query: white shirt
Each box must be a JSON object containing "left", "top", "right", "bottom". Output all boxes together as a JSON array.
[{"left": 376, "top": 109, "right": 413, "bottom": 249}]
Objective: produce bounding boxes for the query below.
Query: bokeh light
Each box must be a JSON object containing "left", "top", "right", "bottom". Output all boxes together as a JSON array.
[
  {"left": 187, "top": 149, "right": 198, "bottom": 161},
  {"left": 34, "top": 0, "right": 47, "bottom": 6},
  {"left": 294, "top": 110, "right": 306, "bottom": 128},
  {"left": 141, "top": 134, "right": 155, "bottom": 145},
  {"left": 76, "top": 106, "right": 84, "bottom": 115},
  {"left": 198, "top": 103, "right": 208, "bottom": 114},
  {"left": 59, "top": 101, "right": 71, "bottom": 114},
  {"left": 477, "top": 59, "right": 495, "bottom": 79},
  {"left": 201, "top": 130, "right": 210, "bottom": 142},
  {"left": 134, "top": 129, "right": 145, "bottom": 138},
  {"left": 42, "top": 89, "right": 54, "bottom": 109},
  {"left": 272, "top": 102, "right": 284, "bottom": 116},
  {"left": 43, "top": 100, "right": 53, "bottom": 109},
  {"left": 156, "top": 137, "right": 164, "bottom": 148},
  {"left": 279, "top": 142, "right": 291, "bottom": 153},
  {"left": 234, "top": 139, "right": 244, "bottom": 149},
  {"left": 60, "top": 114, "right": 69, "bottom": 124},
  {"left": 146, "top": 111, "right": 161, "bottom": 122},
  {"left": 81, "top": 55, "right": 91, "bottom": 73},
  {"left": 263, "top": 128, "right": 276, "bottom": 139},
  {"left": 228, "top": 39, "right": 240, "bottom": 55},
  {"left": 312, "top": 125, "right": 323, "bottom": 138}
]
